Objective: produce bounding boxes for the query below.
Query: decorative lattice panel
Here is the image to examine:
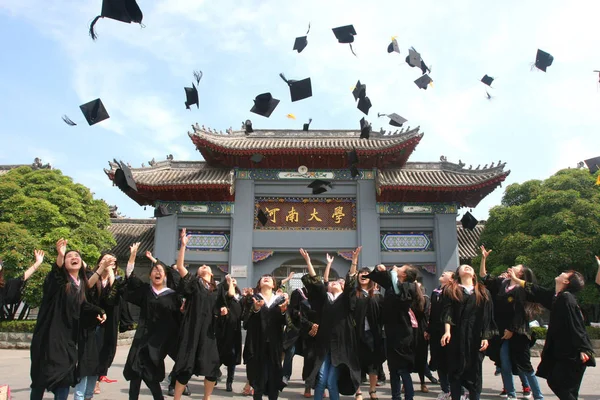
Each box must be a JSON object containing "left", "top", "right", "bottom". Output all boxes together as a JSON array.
[{"left": 380, "top": 232, "right": 434, "bottom": 252}]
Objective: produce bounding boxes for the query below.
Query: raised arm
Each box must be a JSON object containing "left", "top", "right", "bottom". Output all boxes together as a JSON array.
[
  {"left": 176, "top": 228, "right": 190, "bottom": 278},
  {"left": 23, "top": 250, "right": 45, "bottom": 281},
  {"left": 479, "top": 245, "right": 492, "bottom": 278},
  {"left": 88, "top": 256, "right": 112, "bottom": 288},
  {"left": 349, "top": 246, "right": 361, "bottom": 276},
  {"left": 145, "top": 250, "right": 158, "bottom": 264},
  {"left": 508, "top": 268, "right": 555, "bottom": 310},
  {"left": 595, "top": 256, "right": 600, "bottom": 286},
  {"left": 300, "top": 248, "right": 317, "bottom": 277},
  {"left": 55, "top": 238, "right": 67, "bottom": 268}
]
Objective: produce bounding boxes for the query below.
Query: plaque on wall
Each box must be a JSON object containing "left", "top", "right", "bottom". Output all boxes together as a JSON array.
[
  {"left": 254, "top": 197, "right": 357, "bottom": 230},
  {"left": 231, "top": 265, "right": 248, "bottom": 278}
]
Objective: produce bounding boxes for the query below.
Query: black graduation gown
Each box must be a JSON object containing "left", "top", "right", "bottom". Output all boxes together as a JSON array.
[
  {"left": 30, "top": 264, "right": 104, "bottom": 391},
  {"left": 216, "top": 284, "right": 243, "bottom": 367},
  {"left": 122, "top": 275, "right": 181, "bottom": 382},
  {"left": 352, "top": 288, "right": 385, "bottom": 373},
  {"left": 287, "top": 287, "right": 319, "bottom": 380},
  {"left": 76, "top": 270, "right": 104, "bottom": 378},
  {"left": 427, "top": 287, "right": 448, "bottom": 372},
  {"left": 442, "top": 287, "right": 494, "bottom": 395},
  {"left": 366, "top": 269, "right": 416, "bottom": 371},
  {"left": 413, "top": 295, "right": 430, "bottom": 375},
  {"left": 95, "top": 276, "right": 123, "bottom": 376},
  {"left": 524, "top": 283, "right": 596, "bottom": 397},
  {"left": 172, "top": 273, "right": 222, "bottom": 380},
  {"left": 0, "top": 277, "right": 24, "bottom": 321},
  {"left": 302, "top": 274, "right": 361, "bottom": 396},
  {"left": 242, "top": 292, "right": 287, "bottom": 391}
]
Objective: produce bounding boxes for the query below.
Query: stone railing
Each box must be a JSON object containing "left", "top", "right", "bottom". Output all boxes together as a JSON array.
[
  {"left": 531, "top": 339, "right": 600, "bottom": 357},
  {"left": 0, "top": 330, "right": 135, "bottom": 349}
]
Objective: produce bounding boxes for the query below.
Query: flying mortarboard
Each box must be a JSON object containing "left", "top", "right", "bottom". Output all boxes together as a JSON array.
[
  {"left": 184, "top": 83, "right": 199, "bottom": 109},
  {"left": 387, "top": 37, "right": 400, "bottom": 54},
  {"left": 113, "top": 159, "right": 137, "bottom": 192},
  {"left": 534, "top": 49, "right": 554, "bottom": 72},
  {"left": 348, "top": 149, "right": 359, "bottom": 166},
  {"left": 293, "top": 23, "right": 311, "bottom": 53},
  {"left": 481, "top": 75, "right": 494, "bottom": 87},
  {"left": 303, "top": 118, "right": 313, "bottom": 131},
  {"left": 308, "top": 179, "right": 332, "bottom": 195},
  {"left": 378, "top": 113, "right": 407, "bottom": 127},
  {"left": 279, "top": 73, "right": 313, "bottom": 102},
  {"left": 360, "top": 117, "right": 371, "bottom": 139},
  {"left": 350, "top": 165, "right": 360, "bottom": 178},
  {"left": 154, "top": 204, "right": 173, "bottom": 218},
  {"left": 250, "top": 93, "right": 280, "bottom": 118},
  {"left": 89, "top": 0, "right": 144, "bottom": 40},
  {"left": 257, "top": 209, "right": 269, "bottom": 226},
  {"left": 62, "top": 115, "right": 77, "bottom": 126},
  {"left": 357, "top": 96, "right": 372, "bottom": 115},
  {"left": 406, "top": 47, "right": 422, "bottom": 68},
  {"left": 414, "top": 74, "right": 433, "bottom": 90},
  {"left": 244, "top": 119, "right": 253, "bottom": 134},
  {"left": 352, "top": 80, "right": 367, "bottom": 101},
  {"left": 460, "top": 212, "right": 478, "bottom": 231},
  {"left": 79, "top": 98, "right": 110, "bottom": 126},
  {"left": 332, "top": 25, "right": 357, "bottom": 56},
  {"left": 584, "top": 156, "right": 600, "bottom": 174}
]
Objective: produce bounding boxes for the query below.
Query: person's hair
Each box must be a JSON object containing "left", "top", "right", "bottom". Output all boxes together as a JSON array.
[
  {"left": 255, "top": 274, "right": 278, "bottom": 293},
  {"left": 564, "top": 270, "right": 585, "bottom": 294},
  {"left": 197, "top": 266, "right": 217, "bottom": 292},
  {"left": 356, "top": 267, "right": 375, "bottom": 298},
  {"left": 399, "top": 265, "right": 424, "bottom": 312},
  {"left": 445, "top": 264, "right": 489, "bottom": 306},
  {"left": 519, "top": 267, "right": 543, "bottom": 320},
  {"left": 402, "top": 264, "right": 419, "bottom": 283},
  {"left": 63, "top": 250, "right": 89, "bottom": 303}
]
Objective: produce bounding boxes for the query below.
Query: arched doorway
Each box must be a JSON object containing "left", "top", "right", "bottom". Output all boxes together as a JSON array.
[{"left": 273, "top": 258, "right": 340, "bottom": 291}]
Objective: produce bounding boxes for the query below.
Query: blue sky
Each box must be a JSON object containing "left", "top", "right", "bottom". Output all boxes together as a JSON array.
[{"left": 1, "top": 0, "right": 600, "bottom": 221}]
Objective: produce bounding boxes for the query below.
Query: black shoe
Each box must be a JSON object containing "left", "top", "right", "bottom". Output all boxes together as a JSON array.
[
  {"left": 168, "top": 387, "right": 175, "bottom": 396},
  {"left": 226, "top": 382, "right": 233, "bottom": 392},
  {"left": 183, "top": 386, "right": 191, "bottom": 396},
  {"left": 428, "top": 376, "right": 439, "bottom": 384}
]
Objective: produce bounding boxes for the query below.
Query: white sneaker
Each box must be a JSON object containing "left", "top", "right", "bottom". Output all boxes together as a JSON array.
[
  {"left": 435, "top": 393, "right": 450, "bottom": 400},
  {"left": 507, "top": 397, "right": 518, "bottom": 400}
]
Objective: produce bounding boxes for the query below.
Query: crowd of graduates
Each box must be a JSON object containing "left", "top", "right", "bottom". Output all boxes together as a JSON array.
[{"left": 1, "top": 233, "right": 599, "bottom": 400}]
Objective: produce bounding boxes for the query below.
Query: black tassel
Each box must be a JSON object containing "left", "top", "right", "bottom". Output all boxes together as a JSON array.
[
  {"left": 349, "top": 43, "right": 357, "bottom": 57},
  {"left": 89, "top": 15, "right": 101, "bottom": 40},
  {"left": 62, "top": 115, "right": 77, "bottom": 126},
  {"left": 279, "top": 73, "right": 289, "bottom": 85},
  {"left": 377, "top": 113, "right": 385, "bottom": 118},
  {"left": 193, "top": 70, "right": 203, "bottom": 85},
  {"left": 306, "top": 22, "right": 311, "bottom": 35}
]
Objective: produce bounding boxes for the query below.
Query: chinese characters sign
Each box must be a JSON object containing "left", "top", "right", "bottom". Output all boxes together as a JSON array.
[{"left": 254, "top": 197, "right": 357, "bottom": 230}]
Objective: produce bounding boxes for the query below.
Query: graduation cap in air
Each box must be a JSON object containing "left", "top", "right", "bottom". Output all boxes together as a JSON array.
[
  {"left": 348, "top": 148, "right": 359, "bottom": 166},
  {"left": 293, "top": 23, "right": 311, "bottom": 53},
  {"left": 534, "top": 49, "right": 554, "bottom": 72},
  {"left": 352, "top": 80, "right": 367, "bottom": 101},
  {"left": 414, "top": 74, "right": 433, "bottom": 90},
  {"left": 357, "top": 96, "right": 372, "bottom": 115},
  {"left": 78, "top": 98, "right": 110, "bottom": 126},
  {"left": 387, "top": 37, "right": 400, "bottom": 54},
  {"left": 89, "top": 0, "right": 144, "bottom": 40},
  {"left": 244, "top": 119, "right": 253, "bottom": 134},
  {"left": 460, "top": 212, "right": 478, "bottom": 231},
  {"left": 113, "top": 159, "right": 137, "bottom": 192},
  {"left": 250, "top": 93, "right": 280, "bottom": 118},
  {"left": 303, "top": 118, "right": 313, "bottom": 131},
  {"left": 279, "top": 74, "right": 312, "bottom": 102},
  {"left": 308, "top": 180, "right": 332, "bottom": 195},
  {"left": 332, "top": 25, "right": 357, "bottom": 56},
  {"left": 584, "top": 156, "right": 600, "bottom": 174},
  {"left": 405, "top": 47, "right": 430, "bottom": 75},
  {"left": 257, "top": 209, "right": 269, "bottom": 226},
  {"left": 378, "top": 113, "right": 407, "bottom": 127},
  {"left": 184, "top": 83, "right": 199, "bottom": 109},
  {"left": 481, "top": 75, "right": 494, "bottom": 87},
  {"left": 154, "top": 204, "right": 173, "bottom": 218},
  {"left": 360, "top": 118, "right": 371, "bottom": 139}
]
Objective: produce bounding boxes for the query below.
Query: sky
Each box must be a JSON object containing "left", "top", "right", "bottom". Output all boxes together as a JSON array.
[{"left": 1, "top": 0, "right": 600, "bottom": 221}]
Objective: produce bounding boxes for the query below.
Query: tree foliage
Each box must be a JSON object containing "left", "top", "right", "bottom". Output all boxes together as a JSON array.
[
  {"left": 477, "top": 168, "right": 600, "bottom": 305},
  {"left": 0, "top": 167, "right": 115, "bottom": 314}
]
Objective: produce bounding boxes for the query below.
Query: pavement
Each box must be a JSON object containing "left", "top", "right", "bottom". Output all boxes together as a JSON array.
[{"left": 2, "top": 347, "right": 599, "bottom": 399}]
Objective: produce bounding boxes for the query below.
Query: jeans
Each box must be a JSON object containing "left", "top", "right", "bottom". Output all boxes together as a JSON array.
[
  {"left": 31, "top": 386, "right": 70, "bottom": 400},
  {"left": 500, "top": 340, "right": 543, "bottom": 399},
  {"left": 438, "top": 369, "right": 450, "bottom": 394},
  {"left": 74, "top": 375, "right": 97, "bottom": 400},
  {"left": 283, "top": 344, "right": 296, "bottom": 379},
  {"left": 315, "top": 353, "right": 339, "bottom": 400},
  {"left": 389, "top": 366, "right": 413, "bottom": 400}
]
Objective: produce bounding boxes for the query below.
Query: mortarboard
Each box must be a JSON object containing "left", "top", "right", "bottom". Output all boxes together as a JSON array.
[
  {"left": 250, "top": 93, "right": 280, "bottom": 118},
  {"left": 79, "top": 98, "right": 110, "bottom": 126},
  {"left": 244, "top": 119, "right": 253, "bottom": 134},
  {"left": 460, "top": 212, "right": 478, "bottom": 230},
  {"left": 348, "top": 149, "right": 359, "bottom": 166},
  {"left": 154, "top": 204, "right": 172, "bottom": 218},
  {"left": 360, "top": 118, "right": 371, "bottom": 139},
  {"left": 350, "top": 165, "right": 360, "bottom": 178},
  {"left": 308, "top": 180, "right": 332, "bottom": 195},
  {"left": 250, "top": 154, "right": 264, "bottom": 163},
  {"left": 534, "top": 49, "right": 554, "bottom": 72},
  {"left": 481, "top": 75, "right": 494, "bottom": 87},
  {"left": 62, "top": 115, "right": 77, "bottom": 126},
  {"left": 257, "top": 209, "right": 269, "bottom": 226},
  {"left": 89, "top": 0, "right": 144, "bottom": 40},
  {"left": 378, "top": 113, "right": 407, "bottom": 127},
  {"left": 113, "top": 159, "right": 137, "bottom": 192},
  {"left": 293, "top": 23, "right": 311, "bottom": 53},
  {"left": 303, "top": 118, "right": 313, "bottom": 131},
  {"left": 357, "top": 96, "right": 372, "bottom": 115},
  {"left": 584, "top": 156, "right": 600, "bottom": 174},
  {"left": 406, "top": 47, "right": 422, "bottom": 68},
  {"left": 387, "top": 37, "right": 400, "bottom": 54},
  {"left": 352, "top": 80, "right": 367, "bottom": 100},
  {"left": 332, "top": 25, "right": 357, "bottom": 56},
  {"left": 414, "top": 74, "right": 433, "bottom": 90},
  {"left": 184, "top": 83, "right": 199, "bottom": 109},
  {"left": 279, "top": 74, "right": 313, "bottom": 102}
]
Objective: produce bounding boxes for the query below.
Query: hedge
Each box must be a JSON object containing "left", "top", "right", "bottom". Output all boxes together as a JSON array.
[
  {"left": 531, "top": 326, "right": 600, "bottom": 340},
  {"left": 0, "top": 320, "right": 37, "bottom": 333}
]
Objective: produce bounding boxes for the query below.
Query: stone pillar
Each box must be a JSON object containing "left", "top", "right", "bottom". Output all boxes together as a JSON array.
[
  {"left": 434, "top": 213, "right": 459, "bottom": 277},
  {"left": 229, "top": 179, "right": 255, "bottom": 288},
  {"left": 153, "top": 213, "right": 178, "bottom": 264},
  {"left": 357, "top": 178, "right": 381, "bottom": 268}
]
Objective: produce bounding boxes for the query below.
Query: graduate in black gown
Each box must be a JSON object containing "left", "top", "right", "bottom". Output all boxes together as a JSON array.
[
  {"left": 243, "top": 273, "right": 289, "bottom": 400},
  {"left": 510, "top": 268, "right": 596, "bottom": 400},
  {"left": 352, "top": 267, "right": 384, "bottom": 400},
  {"left": 216, "top": 275, "right": 243, "bottom": 392},
  {"left": 441, "top": 264, "right": 495, "bottom": 400},
  {"left": 119, "top": 248, "right": 181, "bottom": 400},
  {"left": 30, "top": 239, "right": 107, "bottom": 400},
  {"left": 171, "top": 228, "right": 222, "bottom": 400},
  {"left": 366, "top": 264, "right": 422, "bottom": 400},
  {"left": 426, "top": 270, "right": 454, "bottom": 398},
  {"left": 413, "top": 281, "right": 437, "bottom": 393},
  {"left": 0, "top": 250, "right": 44, "bottom": 321},
  {"left": 299, "top": 247, "right": 361, "bottom": 400}
]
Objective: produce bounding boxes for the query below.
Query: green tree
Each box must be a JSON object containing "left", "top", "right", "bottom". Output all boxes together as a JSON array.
[
  {"left": 477, "top": 168, "right": 600, "bottom": 306},
  {"left": 0, "top": 167, "right": 115, "bottom": 318}
]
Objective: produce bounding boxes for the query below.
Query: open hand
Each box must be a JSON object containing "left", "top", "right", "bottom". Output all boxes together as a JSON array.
[
  {"left": 480, "top": 245, "right": 492, "bottom": 258},
  {"left": 299, "top": 248, "right": 310, "bottom": 261},
  {"left": 326, "top": 253, "right": 334, "bottom": 264},
  {"left": 56, "top": 238, "right": 67, "bottom": 257},
  {"left": 180, "top": 228, "right": 190, "bottom": 247},
  {"left": 130, "top": 242, "right": 141, "bottom": 255},
  {"left": 34, "top": 250, "right": 45, "bottom": 266},
  {"left": 376, "top": 264, "right": 386, "bottom": 271}
]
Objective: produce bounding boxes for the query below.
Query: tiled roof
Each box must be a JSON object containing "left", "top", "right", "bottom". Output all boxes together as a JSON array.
[
  {"left": 189, "top": 125, "right": 424, "bottom": 153},
  {"left": 106, "top": 218, "right": 155, "bottom": 259},
  {"left": 377, "top": 161, "right": 510, "bottom": 189},
  {"left": 104, "top": 160, "right": 235, "bottom": 188},
  {"left": 457, "top": 221, "right": 486, "bottom": 262}
]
